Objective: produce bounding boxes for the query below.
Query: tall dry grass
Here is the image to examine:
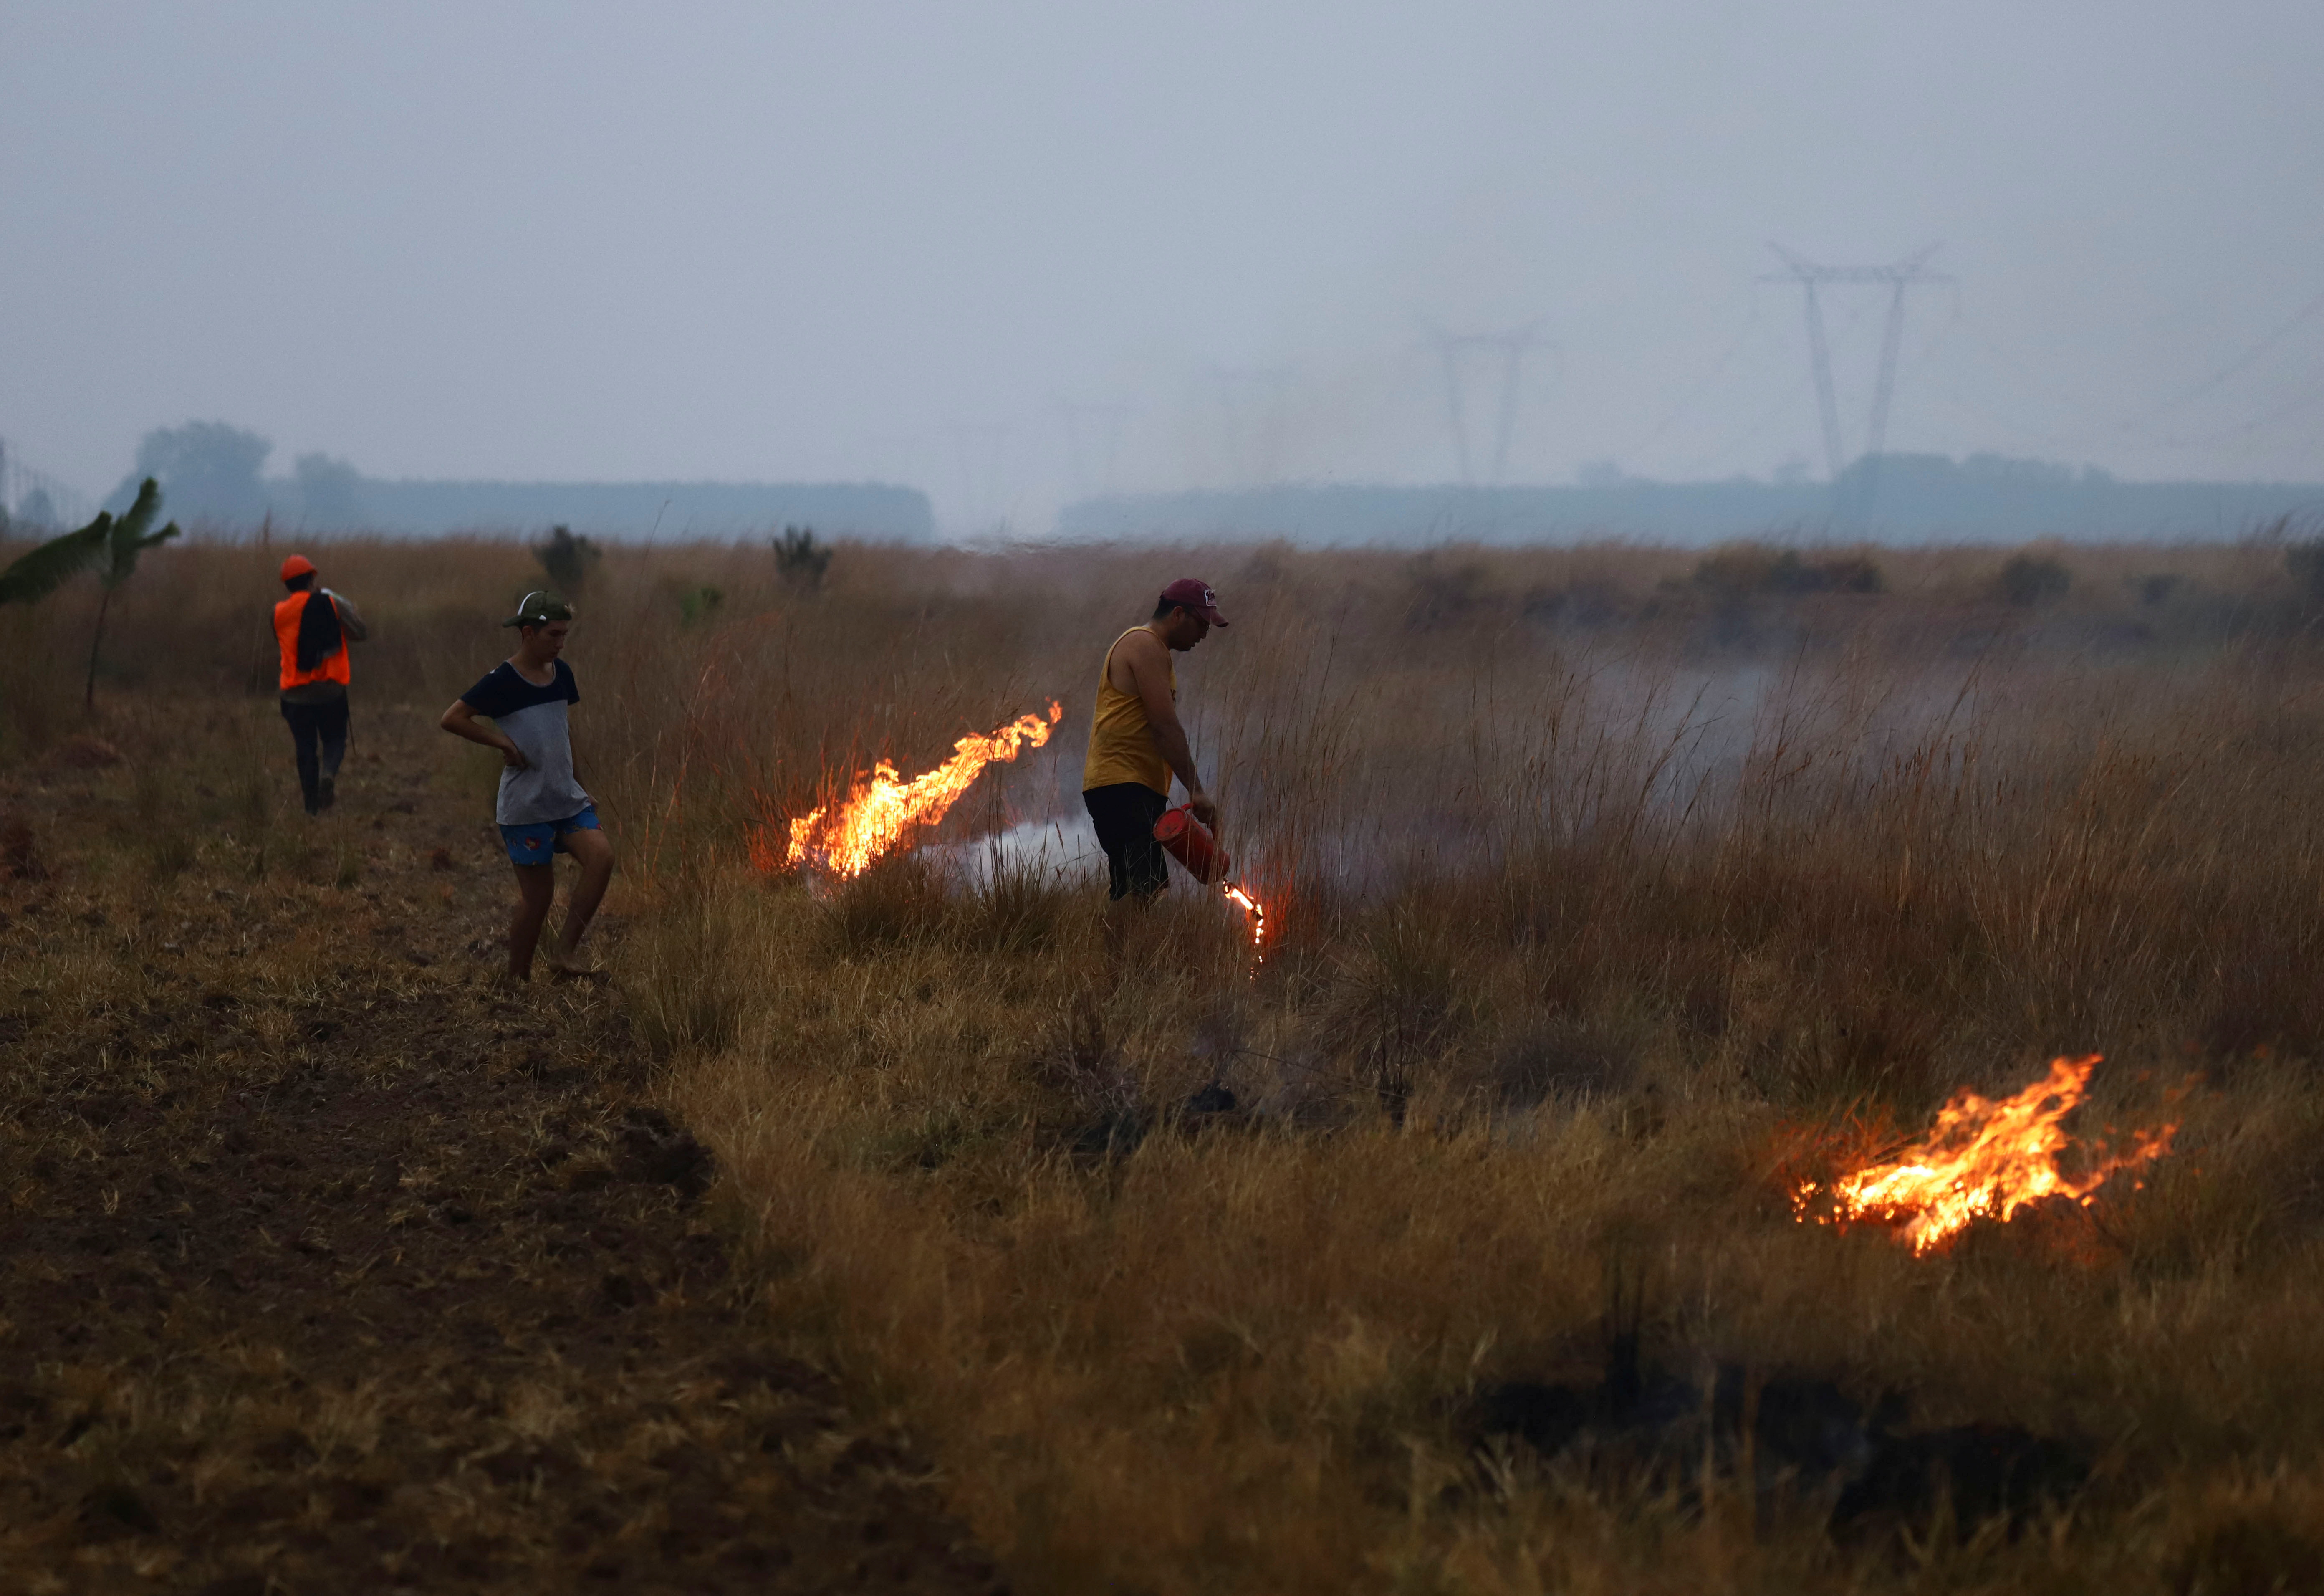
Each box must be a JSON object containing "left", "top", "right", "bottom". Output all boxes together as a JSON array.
[
  {"left": 609, "top": 534, "right": 2324, "bottom": 1591},
  {"left": 11, "top": 531, "right": 2324, "bottom": 1589}
]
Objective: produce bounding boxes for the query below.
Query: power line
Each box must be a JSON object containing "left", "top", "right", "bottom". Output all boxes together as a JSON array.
[
  {"left": 1610, "top": 295, "right": 1769, "bottom": 462},
  {"left": 2142, "top": 377, "right": 2324, "bottom": 452},
  {"left": 1643, "top": 292, "right": 1887, "bottom": 479},
  {"left": 2113, "top": 283, "right": 2324, "bottom": 432},
  {"left": 1918, "top": 275, "right": 2324, "bottom": 459}
]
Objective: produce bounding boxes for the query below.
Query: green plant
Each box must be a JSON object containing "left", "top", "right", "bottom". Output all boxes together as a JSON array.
[
  {"left": 4, "top": 479, "right": 189, "bottom": 711},
  {"left": 130, "top": 759, "right": 196, "bottom": 882},
  {"left": 534, "top": 525, "right": 601, "bottom": 597},
  {"left": 83, "top": 480, "right": 182, "bottom": 710},
  {"left": 677, "top": 584, "right": 724, "bottom": 627},
  {"left": 0, "top": 507, "right": 119, "bottom": 607},
  {"left": 773, "top": 525, "right": 832, "bottom": 591}
]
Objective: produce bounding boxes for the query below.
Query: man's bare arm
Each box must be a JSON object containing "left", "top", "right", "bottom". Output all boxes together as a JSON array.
[
  {"left": 1122, "top": 632, "right": 1218, "bottom": 834},
  {"left": 439, "top": 699, "right": 528, "bottom": 769}
]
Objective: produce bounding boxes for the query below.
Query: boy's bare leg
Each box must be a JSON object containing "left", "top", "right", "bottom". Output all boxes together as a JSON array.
[
  {"left": 509, "top": 862, "right": 557, "bottom": 980},
  {"left": 546, "top": 827, "right": 614, "bottom": 973}
]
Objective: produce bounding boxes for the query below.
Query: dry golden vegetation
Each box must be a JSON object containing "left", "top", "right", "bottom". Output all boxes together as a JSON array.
[{"left": 9, "top": 529, "right": 2324, "bottom": 1593}]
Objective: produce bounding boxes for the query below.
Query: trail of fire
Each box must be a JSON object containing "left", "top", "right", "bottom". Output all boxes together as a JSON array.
[
  {"left": 1222, "top": 882, "right": 1267, "bottom": 957},
  {"left": 765, "top": 701, "right": 1063, "bottom": 878},
  {"left": 1153, "top": 804, "right": 1268, "bottom": 957},
  {"left": 1792, "top": 1055, "right": 2180, "bottom": 1254}
]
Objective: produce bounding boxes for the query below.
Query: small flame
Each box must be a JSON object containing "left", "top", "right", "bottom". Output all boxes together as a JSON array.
[
  {"left": 1794, "top": 1055, "right": 2179, "bottom": 1254},
  {"left": 1222, "top": 882, "right": 1266, "bottom": 955},
  {"left": 771, "top": 701, "right": 1063, "bottom": 878}
]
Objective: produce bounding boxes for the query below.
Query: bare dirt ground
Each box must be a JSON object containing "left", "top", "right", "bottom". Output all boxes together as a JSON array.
[{"left": 0, "top": 705, "right": 1002, "bottom": 1595}]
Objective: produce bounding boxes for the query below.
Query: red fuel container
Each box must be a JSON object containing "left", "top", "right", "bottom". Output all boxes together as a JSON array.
[{"left": 1152, "top": 805, "right": 1230, "bottom": 885}]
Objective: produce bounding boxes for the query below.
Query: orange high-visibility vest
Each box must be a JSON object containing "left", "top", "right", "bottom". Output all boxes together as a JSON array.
[{"left": 274, "top": 591, "right": 351, "bottom": 691}]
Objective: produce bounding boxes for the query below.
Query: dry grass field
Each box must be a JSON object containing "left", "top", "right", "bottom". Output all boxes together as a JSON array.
[
  {"left": 8, "top": 527, "right": 2324, "bottom": 1593},
  {"left": 0, "top": 692, "right": 999, "bottom": 1593}
]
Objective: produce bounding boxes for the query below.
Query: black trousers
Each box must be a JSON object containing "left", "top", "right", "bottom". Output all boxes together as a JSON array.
[
  {"left": 280, "top": 695, "right": 350, "bottom": 812},
  {"left": 1083, "top": 782, "right": 1170, "bottom": 900}
]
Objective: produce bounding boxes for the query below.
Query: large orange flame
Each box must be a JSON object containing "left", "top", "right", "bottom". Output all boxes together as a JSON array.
[
  {"left": 772, "top": 701, "right": 1064, "bottom": 878},
  {"left": 1793, "top": 1055, "right": 2179, "bottom": 1254}
]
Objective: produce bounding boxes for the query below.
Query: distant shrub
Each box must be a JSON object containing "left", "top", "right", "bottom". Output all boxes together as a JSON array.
[
  {"left": 1403, "top": 554, "right": 1488, "bottom": 630},
  {"left": 2134, "top": 573, "right": 2182, "bottom": 606},
  {"left": 2284, "top": 539, "right": 2324, "bottom": 610},
  {"left": 677, "top": 584, "right": 724, "bottom": 627},
  {"left": 774, "top": 525, "right": 832, "bottom": 591},
  {"left": 1995, "top": 553, "right": 2071, "bottom": 607},
  {"left": 1691, "top": 544, "right": 1884, "bottom": 598},
  {"left": 1814, "top": 554, "right": 1886, "bottom": 594},
  {"left": 534, "top": 525, "right": 600, "bottom": 597}
]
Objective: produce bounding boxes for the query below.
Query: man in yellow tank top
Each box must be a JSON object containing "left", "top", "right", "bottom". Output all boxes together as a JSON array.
[{"left": 1081, "top": 578, "right": 1227, "bottom": 899}]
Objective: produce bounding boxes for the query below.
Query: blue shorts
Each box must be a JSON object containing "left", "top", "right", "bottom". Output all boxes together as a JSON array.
[{"left": 499, "top": 804, "right": 600, "bottom": 866}]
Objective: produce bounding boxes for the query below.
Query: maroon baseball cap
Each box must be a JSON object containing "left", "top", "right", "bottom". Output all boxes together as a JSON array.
[{"left": 1159, "top": 578, "right": 1229, "bottom": 627}]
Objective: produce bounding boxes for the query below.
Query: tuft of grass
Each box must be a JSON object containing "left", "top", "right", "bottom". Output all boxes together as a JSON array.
[
  {"left": 816, "top": 854, "right": 954, "bottom": 958},
  {"left": 129, "top": 760, "right": 199, "bottom": 884}
]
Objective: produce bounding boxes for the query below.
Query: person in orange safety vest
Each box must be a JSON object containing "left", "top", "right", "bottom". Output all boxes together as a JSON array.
[{"left": 274, "top": 554, "right": 369, "bottom": 815}]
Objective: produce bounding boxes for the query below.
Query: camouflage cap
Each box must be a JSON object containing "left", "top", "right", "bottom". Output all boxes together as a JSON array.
[{"left": 500, "top": 590, "right": 575, "bottom": 628}]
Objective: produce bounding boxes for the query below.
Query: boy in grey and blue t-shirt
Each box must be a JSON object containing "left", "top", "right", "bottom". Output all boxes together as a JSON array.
[{"left": 439, "top": 591, "right": 616, "bottom": 981}]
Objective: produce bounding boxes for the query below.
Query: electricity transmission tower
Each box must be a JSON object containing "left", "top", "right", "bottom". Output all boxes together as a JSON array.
[
  {"left": 0, "top": 436, "right": 91, "bottom": 528},
  {"left": 1425, "top": 322, "right": 1546, "bottom": 486},
  {"left": 1763, "top": 245, "right": 1949, "bottom": 525}
]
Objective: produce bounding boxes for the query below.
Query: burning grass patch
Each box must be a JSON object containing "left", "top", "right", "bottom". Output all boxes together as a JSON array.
[{"left": 1789, "top": 1056, "right": 2186, "bottom": 1254}]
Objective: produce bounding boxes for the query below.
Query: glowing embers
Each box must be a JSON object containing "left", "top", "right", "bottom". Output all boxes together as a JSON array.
[
  {"left": 768, "top": 701, "right": 1063, "bottom": 878},
  {"left": 1792, "top": 1055, "right": 2180, "bottom": 1254}
]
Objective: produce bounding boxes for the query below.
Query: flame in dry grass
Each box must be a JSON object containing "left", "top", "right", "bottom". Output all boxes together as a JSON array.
[
  {"left": 770, "top": 701, "right": 1063, "bottom": 878},
  {"left": 1222, "top": 882, "right": 1267, "bottom": 956},
  {"left": 1793, "top": 1055, "right": 2180, "bottom": 1253}
]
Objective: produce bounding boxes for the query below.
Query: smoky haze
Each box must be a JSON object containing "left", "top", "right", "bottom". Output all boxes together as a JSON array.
[{"left": 3, "top": 1, "right": 2321, "bottom": 538}]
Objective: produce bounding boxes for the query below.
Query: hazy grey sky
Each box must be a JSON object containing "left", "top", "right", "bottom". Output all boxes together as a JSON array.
[{"left": 5, "top": 1, "right": 2321, "bottom": 532}]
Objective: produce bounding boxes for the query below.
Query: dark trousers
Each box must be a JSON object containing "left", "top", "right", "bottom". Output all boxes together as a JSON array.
[
  {"left": 1083, "top": 782, "right": 1170, "bottom": 899},
  {"left": 280, "top": 695, "right": 350, "bottom": 813}
]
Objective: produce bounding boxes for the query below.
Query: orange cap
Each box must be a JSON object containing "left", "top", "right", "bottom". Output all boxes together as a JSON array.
[{"left": 280, "top": 554, "right": 317, "bottom": 582}]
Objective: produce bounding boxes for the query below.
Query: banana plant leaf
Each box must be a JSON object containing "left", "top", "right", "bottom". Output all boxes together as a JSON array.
[
  {"left": 0, "top": 511, "right": 115, "bottom": 607},
  {"left": 101, "top": 478, "right": 180, "bottom": 588}
]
